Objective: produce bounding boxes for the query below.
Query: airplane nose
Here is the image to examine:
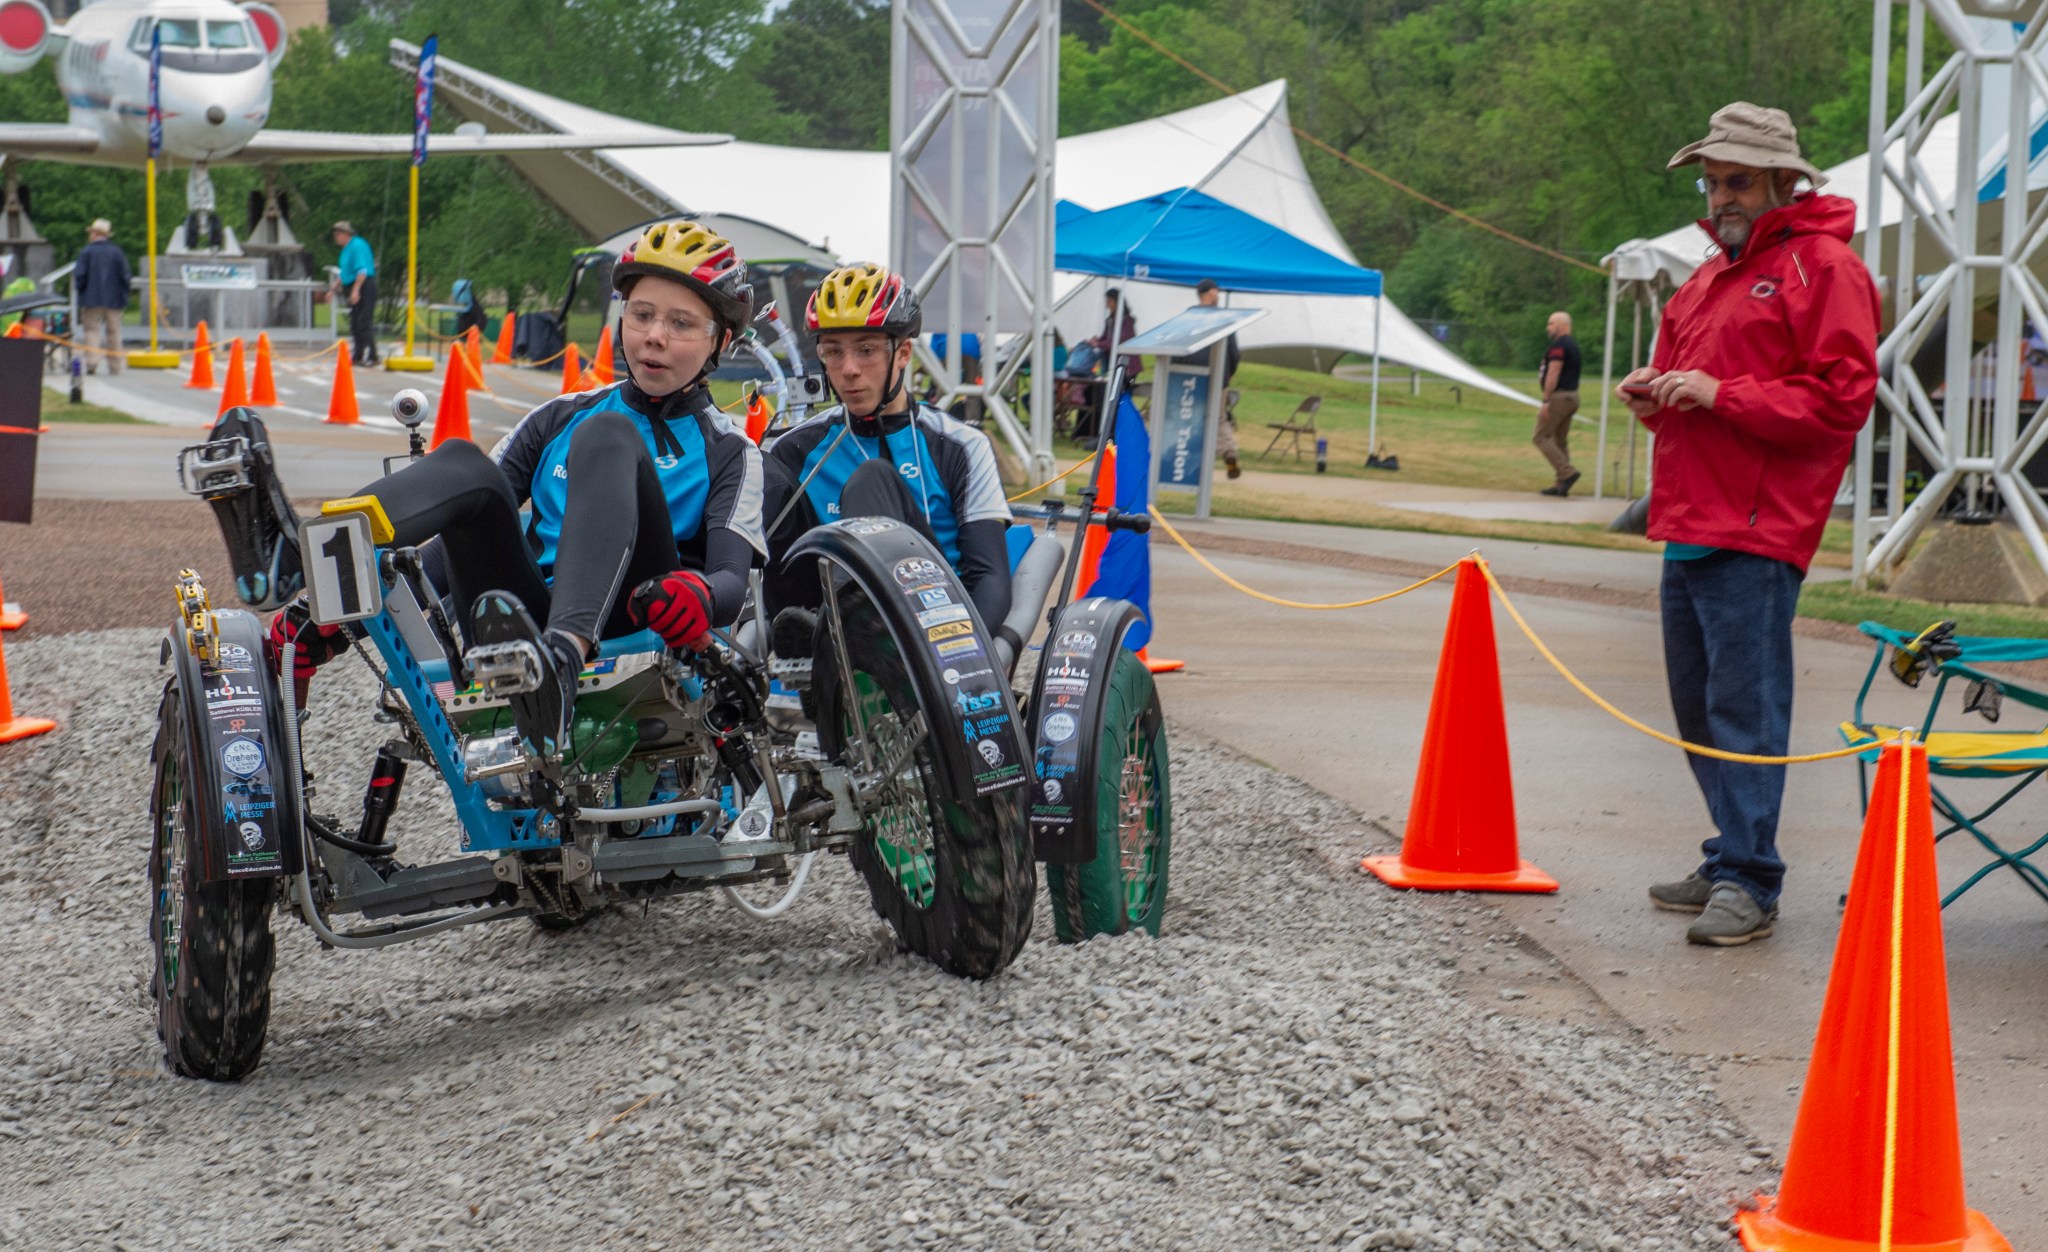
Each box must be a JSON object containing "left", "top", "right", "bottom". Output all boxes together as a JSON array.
[{"left": 206, "top": 105, "right": 226, "bottom": 125}]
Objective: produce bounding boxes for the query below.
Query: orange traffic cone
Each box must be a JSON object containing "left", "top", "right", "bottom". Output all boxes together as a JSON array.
[
  {"left": 430, "top": 348, "right": 475, "bottom": 448},
  {"left": 464, "top": 325, "right": 484, "bottom": 376},
  {"left": 0, "top": 569, "right": 24, "bottom": 631},
  {"left": 744, "top": 390, "right": 772, "bottom": 444},
  {"left": 592, "top": 324, "right": 616, "bottom": 386},
  {"left": 0, "top": 614, "right": 55, "bottom": 744},
  {"left": 1, "top": 322, "right": 21, "bottom": 338},
  {"left": 216, "top": 338, "right": 249, "bottom": 416},
  {"left": 184, "top": 321, "right": 214, "bottom": 390},
  {"left": 325, "top": 349, "right": 360, "bottom": 425},
  {"left": 1361, "top": 556, "right": 1557, "bottom": 892},
  {"left": 250, "top": 333, "right": 278, "bottom": 406},
  {"left": 1736, "top": 741, "right": 2010, "bottom": 1252},
  {"left": 559, "top": 342, "right": 583, "bottom": 395},
  {"left": 490, "top": 312, "right": 517, "bottom": 365},
  {"left": 1074, "top": 442, "right": 1117, "bottom": 593}
]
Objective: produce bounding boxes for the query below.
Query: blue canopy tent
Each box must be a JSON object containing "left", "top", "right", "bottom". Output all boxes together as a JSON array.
[{"left": 1054, "top": 186, "right": 1392, "bottom": 450}]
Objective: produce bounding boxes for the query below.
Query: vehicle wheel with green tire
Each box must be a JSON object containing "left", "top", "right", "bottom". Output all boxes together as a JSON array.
[
  {"left": 822, "top": 582, "right": 1035, "bottom": 979},
  {"left": 148, "top": 681, "right": 278, "bottom": 1081},
  {"left": 1047, "top": 647, "right": 1171, "bottom": 942}
]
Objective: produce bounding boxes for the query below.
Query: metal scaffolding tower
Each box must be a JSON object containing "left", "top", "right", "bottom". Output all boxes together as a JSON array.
[
  {"left": 1857, "top": 0, "right": 2048, "bottom": 583},
  {"left": 890, "top": 0, "right": 1060, "bottom": 483}
]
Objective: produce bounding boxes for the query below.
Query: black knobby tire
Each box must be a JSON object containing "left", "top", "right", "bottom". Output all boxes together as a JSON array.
[
  {"left": 1047, "top": 647, "right": 1172, "bottom": 943},
  {"left": 148, "top": 680, "right": 278, "bottom": 1081},
  {"left": 823, "top": 582, "right": 1034, "bottom": 979}
]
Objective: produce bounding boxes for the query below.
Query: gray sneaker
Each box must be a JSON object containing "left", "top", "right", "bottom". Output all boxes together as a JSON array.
[
  {"left": 1648, "top": 872, "right": 1714, "bottom": 913},
  {"left": 1686, "top": 882, "right": 1776, "bottom": 946}
]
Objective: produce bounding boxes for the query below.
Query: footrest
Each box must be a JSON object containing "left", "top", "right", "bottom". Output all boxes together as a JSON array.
[
  {"left": 466, "top": 640, "right": 543, "bottom": 697},
  {"left": 177, "top": 437, "right": 251, "bottom": 497}
]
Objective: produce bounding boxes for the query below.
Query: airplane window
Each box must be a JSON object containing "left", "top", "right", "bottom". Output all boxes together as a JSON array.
[
  {"left": 205, "top": 20, "right": 251, "bottom": 48},
  {"left": 156, "top": 19, "right": 202, "bottom": 47}
]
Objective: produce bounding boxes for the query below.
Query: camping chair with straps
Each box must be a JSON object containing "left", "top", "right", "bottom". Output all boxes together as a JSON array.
[
  {"left": 1840, "top": 620, "right": 2048, "bottom": 908},
  {"left": 1261, "top": 395, "right": 1321, "bottom": 461}
]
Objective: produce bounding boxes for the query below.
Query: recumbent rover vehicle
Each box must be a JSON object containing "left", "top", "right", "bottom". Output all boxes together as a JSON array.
[{"left": 149, "top": 383, "right": 1171, "bottom": 1081}]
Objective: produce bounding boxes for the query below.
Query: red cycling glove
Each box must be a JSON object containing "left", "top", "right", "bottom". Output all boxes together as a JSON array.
[
  {"left": 266, "top": 598, "right": 348, "bottom": 705},
  {"left": 631, "top": 569, "right": 716, "bottom": 652}
]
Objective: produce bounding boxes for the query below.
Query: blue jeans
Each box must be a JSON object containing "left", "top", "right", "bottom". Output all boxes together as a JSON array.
[{"left": 1660, "top": 550, "right": 1803, "bottom": 909}]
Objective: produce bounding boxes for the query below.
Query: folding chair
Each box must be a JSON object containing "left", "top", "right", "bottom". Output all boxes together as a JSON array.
[
  {"left": 1261, "top": 395, "right": 1321, "bottom": 460},
  {"left": 1840, "top": 620, "right": 2048, "bottom": 908}
]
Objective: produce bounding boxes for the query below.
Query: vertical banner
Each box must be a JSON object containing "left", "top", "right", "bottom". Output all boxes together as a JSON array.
[
  {"left": 412, "top": 34, "right": 438, "bottom": 166},
  {"left": 147, "top": 26, "right": 162, "bottom": 158},
  {"left": 1155, "top": 367, "right": 1210, "bottom": 489}
]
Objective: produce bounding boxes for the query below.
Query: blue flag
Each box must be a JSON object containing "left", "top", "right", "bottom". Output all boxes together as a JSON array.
[
  {"left": 412, "top": 35, "right": 438, "bottom": 167},
  {"left": 1087, "top": 393, "right": 1154, "bottom": 651},
  {"left": 147, "top": 26, "right": 162, "bottom": 158}
]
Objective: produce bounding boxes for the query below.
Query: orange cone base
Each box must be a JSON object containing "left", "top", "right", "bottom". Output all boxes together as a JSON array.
[
  {"left": 1360, "top": 853, "right": 1559, "bottom": 893},
  {"left": 1, "top": 605, "right": 24, "bottom": 630},
  {"left": 1736, "top": 1197, "right": 2010, "bottom": 1252},
  {"left": 1138, "top": 649, "right": 1186, "bottom": 674},
  {"left": 383, "top": 355, "right": 435, "bottom": 372},
  {"left": 0, "top": 715, "right": 56, "bottom": 744}
]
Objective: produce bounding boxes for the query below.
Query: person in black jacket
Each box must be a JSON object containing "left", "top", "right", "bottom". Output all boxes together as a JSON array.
[
  {"left": 73, "top": 219, "right": 132, "bottom": 374},
  {"left": 1172, "top": 279, "right": 1242, "bottom": 478}
]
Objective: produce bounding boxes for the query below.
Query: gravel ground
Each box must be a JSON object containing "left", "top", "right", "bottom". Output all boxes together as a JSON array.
[{"left": 0, "top": 627, "right": 1767, "bottom": 1249}]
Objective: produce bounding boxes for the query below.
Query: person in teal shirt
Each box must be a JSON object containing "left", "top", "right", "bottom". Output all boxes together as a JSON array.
[{"left": 332, "top": 220, "right": 378, "bottom": 365}]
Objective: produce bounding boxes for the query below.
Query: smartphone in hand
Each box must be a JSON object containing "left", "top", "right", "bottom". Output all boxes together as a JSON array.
[{"left": 1620, "top": 382, "right": 1656, "bottom": 399}]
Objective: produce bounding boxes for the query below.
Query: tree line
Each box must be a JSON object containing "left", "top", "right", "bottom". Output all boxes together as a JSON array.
[{"left": 3, "top": 0, "right": 1908, "bottom": 368}]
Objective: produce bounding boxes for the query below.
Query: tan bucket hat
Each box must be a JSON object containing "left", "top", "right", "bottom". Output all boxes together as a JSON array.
[
  {"left": 1667, "top": 101, "right": 1828, "bottom": 188},
  {"left": 88, "top": 218, "right": 113, "bottom": 236}
]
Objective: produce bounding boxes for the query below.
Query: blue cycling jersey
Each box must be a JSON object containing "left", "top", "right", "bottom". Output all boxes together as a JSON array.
[{"left": 494, "top": 380, "right": 766, "bottom": 575}]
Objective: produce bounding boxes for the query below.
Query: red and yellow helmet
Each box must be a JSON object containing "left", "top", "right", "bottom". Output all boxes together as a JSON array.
[
  {"left": 612, "top": 219, "right": 752, "bottom": 341},
  {"left": 806, "top": 263, "right": 922, "bottom": 339}
]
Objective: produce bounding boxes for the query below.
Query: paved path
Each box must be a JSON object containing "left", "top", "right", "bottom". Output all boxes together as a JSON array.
[{"left": 1144, "top": 516, "right": 2046, "bottom": 1242}]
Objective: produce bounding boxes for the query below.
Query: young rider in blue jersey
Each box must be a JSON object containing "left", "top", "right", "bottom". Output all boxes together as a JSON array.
[
  {"left": 272, "top": 220, "right": 767, "bottom": 759},
  {"left": 761, "top": 263, "right": 1014, "bottom": 650}
]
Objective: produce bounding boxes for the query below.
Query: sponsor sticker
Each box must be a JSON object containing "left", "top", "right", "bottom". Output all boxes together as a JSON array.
[
  {"left": 926, "top": 621, "right": 974, "bottom": 642},
  {"left": 1055, "top": 629, "right": 1097, "bottom": 652},
  {"left": 220, "top": 737, "right": 265, "bottom": 778},
  {"left": 918, "top": 605, "right": 971, "bottom": 629},
  {"left": 839, "top": 517, "right": 896, "bottom": 535},
  {"left": 1043, "top": 711, "right": 1078, "bottom": 744},
  {"left": 935, "top": 637, "right": 982, "bottom": 659},
  {"left": 893, "top": 556, "right": 946, "bottom": 588},
  {"left": 238, "top": 821, "right": 267, "bottom": 852}
]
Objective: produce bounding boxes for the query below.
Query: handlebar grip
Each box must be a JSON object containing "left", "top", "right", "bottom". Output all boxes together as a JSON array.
[{"left": 1099, "top": 508, "right": 1152, "bottom": 534}]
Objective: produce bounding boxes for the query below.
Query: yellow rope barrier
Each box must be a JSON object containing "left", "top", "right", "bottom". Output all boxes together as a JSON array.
[
  {"left": 1150, "top": 506, "right": 1461, "bottom": 609},
  {"left": 1478, "top": 560, "right": 1892, "bottom": 764},
  {"left": 1879, "top": 733, "right": 1914, "bottom": 1252},
  {"left": 1007, "top": 450, "right": 1099, "bottom": 503}
]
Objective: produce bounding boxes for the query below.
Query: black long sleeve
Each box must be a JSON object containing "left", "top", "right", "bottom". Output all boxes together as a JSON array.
[{"left": 955, "top": 518, "right": 1012, "bottom": 631}]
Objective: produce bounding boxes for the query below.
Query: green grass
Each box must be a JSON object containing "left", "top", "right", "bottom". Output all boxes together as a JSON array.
[
  {"left": 1798, "top": 580, "right": 2048, "bottom": 639},
  {"left": 1218, "top": 361, "right": 1649, "bottom": 495},
  {"left": 40, "top": 388, "right": 142, "bottom": 424}
]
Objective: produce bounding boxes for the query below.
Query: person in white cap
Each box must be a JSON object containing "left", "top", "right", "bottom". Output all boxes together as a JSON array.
[
  {"left": 73, "top": 218, "right": 132, "bottom": 374},
  {"left": 1618, "top": 102, "right": 1880, "bottom": 947}
]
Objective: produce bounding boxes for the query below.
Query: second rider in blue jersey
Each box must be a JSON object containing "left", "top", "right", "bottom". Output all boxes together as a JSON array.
[{"left": 761, "top": 264, "right": 1015, "bottom": 652}]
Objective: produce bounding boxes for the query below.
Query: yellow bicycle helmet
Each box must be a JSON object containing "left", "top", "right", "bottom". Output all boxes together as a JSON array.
[
  {"left": 806, "top": 263, "right": 922, "bottom": 338},
  {"left": 612, "top": 219, "right": 753, "bottom": 348}
]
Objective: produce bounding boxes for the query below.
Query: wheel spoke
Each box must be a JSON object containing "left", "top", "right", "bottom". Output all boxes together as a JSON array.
[{"left": 1116, "top": 721, "right": 1161, "bottom": 923}]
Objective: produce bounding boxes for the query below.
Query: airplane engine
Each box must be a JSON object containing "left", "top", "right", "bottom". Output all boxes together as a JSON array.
[
  {"left": 0, "top": 0, "right": 52, "bottom": 76},
  {"left": 240, "top": 2, "right": 286, "bottom": 68}
]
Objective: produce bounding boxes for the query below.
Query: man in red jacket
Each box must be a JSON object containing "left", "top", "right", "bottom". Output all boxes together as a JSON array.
[{"left": 1618, "top": 102, "right": 1879, "bottom": 946}]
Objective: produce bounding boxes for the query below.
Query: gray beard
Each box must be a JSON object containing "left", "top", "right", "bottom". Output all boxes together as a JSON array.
[{"left": 1715, "top": 217, "right": 1753, "bottom": 250}]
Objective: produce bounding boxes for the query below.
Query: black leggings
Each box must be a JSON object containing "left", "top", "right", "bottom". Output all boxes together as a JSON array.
[
  {"left": 359, "top": 413, "right": 747, "bottom": 643},
  {"left": 762, "top": 457, "right": 1011, "bottom": 628}
]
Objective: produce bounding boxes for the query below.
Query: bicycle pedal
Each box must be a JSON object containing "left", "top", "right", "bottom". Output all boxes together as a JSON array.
[
  {"left": 793, "top": 730, "right": 827, "bottom": 761},
  {"left": 177, "top": 437, "right": 252, "bottom": 497},
  {"left": 770, "top": 656, "right": 813, "bottom": 689},
  {"left": 466, "top": 640, "right": 544, "bottom": 697}
]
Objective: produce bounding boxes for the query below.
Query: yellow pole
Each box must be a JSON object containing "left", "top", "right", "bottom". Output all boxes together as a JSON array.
[
  {"left": 385, "top": 162, "right": 432, "bottom": 370},
  {"left": 126, "top": 158, "right": 178, "bottom": 368}
]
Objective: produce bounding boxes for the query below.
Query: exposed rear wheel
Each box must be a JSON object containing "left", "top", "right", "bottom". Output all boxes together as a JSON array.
[
  {"left": 824, "top": 582, "right": 1034, "bottom": 979},
  {"left": 1047, "top": 647, "right": 1172, "bottom": 942},
  {"left": 148, "top": 681, "right": 278, "bottom": 1081}
]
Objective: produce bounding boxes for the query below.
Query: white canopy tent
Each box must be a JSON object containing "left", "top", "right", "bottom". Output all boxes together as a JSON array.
[{"left": 400, "top": 42, "right": 1534, "bottom": 410}]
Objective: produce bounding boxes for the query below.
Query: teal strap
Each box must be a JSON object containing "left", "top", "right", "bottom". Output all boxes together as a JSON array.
[{"left": 1664, "top": 542, "right": 1719, "bottom": 561}]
